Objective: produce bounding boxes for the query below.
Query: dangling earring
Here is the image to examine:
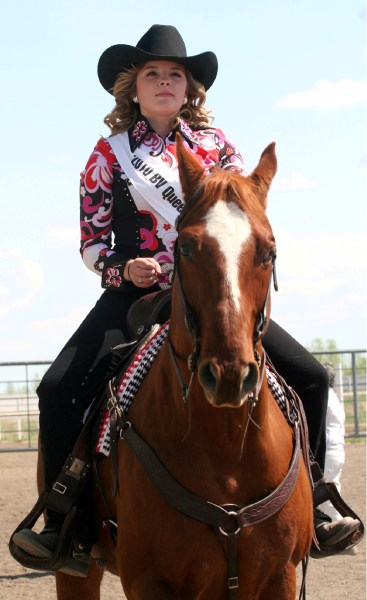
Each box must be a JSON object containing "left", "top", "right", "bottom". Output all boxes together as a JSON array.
[
  {"left": 183, "top": 96, "right": 188, "bottom": 104},
  {"left": 133, "top": 96, "right": 139, "bottom": 104}
]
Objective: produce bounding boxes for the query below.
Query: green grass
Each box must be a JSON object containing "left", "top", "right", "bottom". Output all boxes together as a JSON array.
[
  {"left": 343, "top": 394, "right": 366, "bottom": 436},
  {"left": 0, "top": 418, "right": 39, "bottom": 446}
]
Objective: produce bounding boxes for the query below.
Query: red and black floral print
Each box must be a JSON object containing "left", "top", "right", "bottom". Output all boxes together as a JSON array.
[{"left": 80, "top": 116, "right": 245, "bottom": 291}]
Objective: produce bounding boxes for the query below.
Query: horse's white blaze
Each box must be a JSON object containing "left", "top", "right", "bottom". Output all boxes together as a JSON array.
[{"left": 204, "top": 200, "right": 252, "bottom": 311}]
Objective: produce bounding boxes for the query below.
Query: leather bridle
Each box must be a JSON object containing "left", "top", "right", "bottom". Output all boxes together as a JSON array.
[{"left": 168, "top": 186, "right": 278, "bottom": 404}]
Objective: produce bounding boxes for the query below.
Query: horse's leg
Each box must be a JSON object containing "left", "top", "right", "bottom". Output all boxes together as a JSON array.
[
  {"left": 258, "top": 564, "right": 297, "bottom": 600},
  {"left": 127, "top": 574, "right": 224, "bottom": 600},
  {"left": 128, "top": 577, "right": 174, "bottom": 599},
  {"left": 55, "top": 563, "right": 104, "bottom": 600},
  {"left": 38, "top": 440, "right": 104, "bottom": 600}
]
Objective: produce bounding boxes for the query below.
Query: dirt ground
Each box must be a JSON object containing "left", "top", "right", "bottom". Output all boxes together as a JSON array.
[{"left": 0, "top": 442, "right": 365, "bottom": 600}]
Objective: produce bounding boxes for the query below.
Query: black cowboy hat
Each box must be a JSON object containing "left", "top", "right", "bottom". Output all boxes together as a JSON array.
[{"left": 97, "top": 24, "right": 218, "bottom": 94}]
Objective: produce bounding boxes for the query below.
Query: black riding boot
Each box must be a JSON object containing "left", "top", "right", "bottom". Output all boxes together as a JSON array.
[
  {"left": 13, "top": 510, "right": 64, "bottom": 558},
  {"left": 12, "top": 452, "right": 93, "bottom": 577}
]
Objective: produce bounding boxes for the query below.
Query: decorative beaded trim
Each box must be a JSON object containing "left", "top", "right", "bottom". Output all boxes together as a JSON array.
[{"left": 96, "top": 322, "right": 169, "bottom": 456}]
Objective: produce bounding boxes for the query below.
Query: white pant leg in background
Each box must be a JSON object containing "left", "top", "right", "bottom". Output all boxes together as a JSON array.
[{"left": 319, "top": 445, "right": 345, "bottom": 521}]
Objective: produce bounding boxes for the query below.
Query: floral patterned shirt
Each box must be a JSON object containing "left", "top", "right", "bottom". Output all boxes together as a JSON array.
[{"left": 80, "top": 116, "right": 245, "bottom": 292}]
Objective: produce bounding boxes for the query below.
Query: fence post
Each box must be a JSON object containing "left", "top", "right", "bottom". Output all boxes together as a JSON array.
[
  {"left": 25, "top": 363, "right": 31, "bottom": 449},
  {"left": 335, "top": 362, "right": 343, "bottom": 403},
  {"left": 351, "top": 351, "right": 360, "bottom": 436}
]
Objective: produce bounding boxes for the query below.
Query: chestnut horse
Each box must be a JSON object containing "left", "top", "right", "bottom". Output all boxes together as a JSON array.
[{"left": 55, "top": 138, "right": 313, "bottom": 599}]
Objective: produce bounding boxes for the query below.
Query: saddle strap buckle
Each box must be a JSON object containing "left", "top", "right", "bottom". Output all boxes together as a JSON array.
[
  {"left": 228, "top": 576, "right": 239, "bottom": 590},
  {"left": 46, "top": 455, "right": 91, "bottom": 515}
]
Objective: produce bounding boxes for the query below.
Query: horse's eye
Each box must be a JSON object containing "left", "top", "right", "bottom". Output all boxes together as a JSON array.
[
  {"left": 179, "top": 244, "right": 192, "bottom": 258},
  {"left": 262, "top": 247, "right": 277, "bottom": 267}
]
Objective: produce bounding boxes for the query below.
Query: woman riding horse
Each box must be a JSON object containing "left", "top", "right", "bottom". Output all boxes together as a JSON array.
[{"left": 12, "top": 23, "right": 359, "bottom": 574}]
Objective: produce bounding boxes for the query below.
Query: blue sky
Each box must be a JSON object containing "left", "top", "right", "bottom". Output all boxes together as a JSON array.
[{"left": 0, "top": 0, "right": 366, "bottom": 362}]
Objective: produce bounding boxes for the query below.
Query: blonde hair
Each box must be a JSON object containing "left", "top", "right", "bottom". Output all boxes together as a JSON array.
[{"left": 103, "top": 64, "right": 214, "bottom": 135}]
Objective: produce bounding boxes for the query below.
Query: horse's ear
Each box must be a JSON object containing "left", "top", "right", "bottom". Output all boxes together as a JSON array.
[
  {"left": 250, "top": 142, "right": 277, "bottom": 206},
  {"left": 176, "top": 133, "right": 206, "bottom": 200}
]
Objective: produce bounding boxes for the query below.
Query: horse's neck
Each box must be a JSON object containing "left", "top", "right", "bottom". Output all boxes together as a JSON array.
[
  {"left": 129, "top": 345, "right": 293, "bottom": 502},
  {"left": 151, "top": 344, "right": 278, "bottom": 459},
  {"left": 190, "top": 380, "right": 275, "bottom": 454}
]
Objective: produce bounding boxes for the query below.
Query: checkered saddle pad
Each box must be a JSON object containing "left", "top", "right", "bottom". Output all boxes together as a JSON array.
[{"left": 95, "top": 322, "right": 297, "bottom": 456}]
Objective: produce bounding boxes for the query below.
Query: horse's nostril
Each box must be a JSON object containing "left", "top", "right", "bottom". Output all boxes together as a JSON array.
[
  {"left": 199, "top": 359, "right": 259, "bottom": 403},
  {"left": 241, "top": 362, "right": 258, "bottom": 395},
  {"left": 199, "top": 362, "right": 219, "bottom": 394}
]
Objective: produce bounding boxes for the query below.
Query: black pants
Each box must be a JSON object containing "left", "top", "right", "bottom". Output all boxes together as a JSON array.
[
  {"left": 38, "top": 290, "right": 328, "bottom": 487},
  {"left": 38, "top": 288, "right": 144, "bottom": 486},
  {"left": 263, "top": 320, "right": 328, "bottom": 469}
]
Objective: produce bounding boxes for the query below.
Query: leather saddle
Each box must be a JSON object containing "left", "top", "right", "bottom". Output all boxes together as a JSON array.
[{"left": 127, "top": 287, "right": 171, "bottom": 339}]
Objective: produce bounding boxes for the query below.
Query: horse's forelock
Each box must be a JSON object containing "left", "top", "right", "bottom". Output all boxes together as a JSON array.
[
  {"left": 177, "top": 169, "right": 267, "bottom": 233},
  {"left": 204, "top": 171, "right": 266, "bottom": 220}
]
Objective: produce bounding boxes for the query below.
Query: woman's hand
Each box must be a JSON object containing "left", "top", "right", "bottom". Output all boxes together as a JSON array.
[{"left": 124, "top": 257, "right": 162, "bottom": 288}]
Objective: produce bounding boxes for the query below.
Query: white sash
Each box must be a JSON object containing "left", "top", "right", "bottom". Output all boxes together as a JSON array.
[{"left": 108, "top": 132, "right": 185, "bottom": 226}]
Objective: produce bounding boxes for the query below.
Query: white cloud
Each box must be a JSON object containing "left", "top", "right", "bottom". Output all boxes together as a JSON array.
[
  {"left": 358, "top": 153, "right": 366, "bottom": 170},
  {"left": 43, "top": 226, "right": 78, "bottom": 244},
  {"left": 0, "top": 250, "right": 44, "bottom": 316},
  {"left": 268, "top": 228, "right": 367, "bottom": 347},
  {"left": 276, "top": 79, "right": 367, "bottom": 111},
  {"left": 273, "top": 172, "right": 318, "bottom": 192},
  {"left": 21, "top": 258, "right": 44, "bottom": 289},
  {"left": 29, "top": 305, "right": 92, "bottom": 333},
  {"left": 0, "top": 249, "right": 23, "bottom": 259},
  {"left": 47, "top": 154, "right": 73, "bottom": 165},
  {"left": 273, "top": 228, "right": 367, "bottom": 297},
  {"left": 0, "top": 298, "right": 97, "bottom": 362}
]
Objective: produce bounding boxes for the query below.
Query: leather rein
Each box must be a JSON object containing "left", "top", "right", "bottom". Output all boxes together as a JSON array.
[{"left": 108, "top": 187, "right": 305, "bottom": 599}]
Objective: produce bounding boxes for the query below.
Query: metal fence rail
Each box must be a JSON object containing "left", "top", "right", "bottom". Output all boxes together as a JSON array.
[
  {"left": 312, "top": 349, "right": 366, "bottom": 439},
  {"left": 0, "top": 361, "right": 50, "bottom": 452},
  {"left": 0, "top": 351, "right": 365, "bottom": 452}
]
